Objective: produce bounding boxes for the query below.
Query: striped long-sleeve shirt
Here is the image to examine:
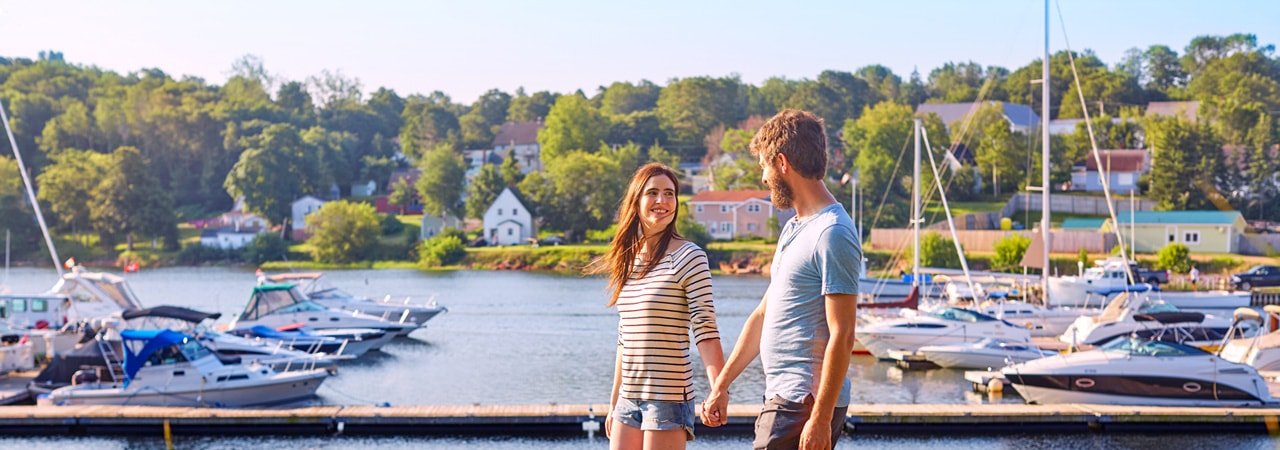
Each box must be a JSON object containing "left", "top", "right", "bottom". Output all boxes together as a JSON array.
[{"left": 616, "top": 241, "right": 719, "bottom": 402}]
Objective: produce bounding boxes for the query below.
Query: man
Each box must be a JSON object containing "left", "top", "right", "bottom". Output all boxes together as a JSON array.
[{"left": 702, "top": 109, "right": 860, "bottom": 449}]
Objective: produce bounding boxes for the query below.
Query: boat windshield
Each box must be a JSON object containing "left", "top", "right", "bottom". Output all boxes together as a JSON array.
[
  {"left": 1100, "top": 337, "right": 1208, "bottom": 357},
  {"left": 932, "top": 308, "right": 997, "bottom": 323},
  {"left": 1138, "top": 301, "right": 1180, "bottom": 314}
]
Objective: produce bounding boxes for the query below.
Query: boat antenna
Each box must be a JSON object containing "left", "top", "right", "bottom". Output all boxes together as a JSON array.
[{"left": 0, "top": 100, "right": 63, "bottom": 276}]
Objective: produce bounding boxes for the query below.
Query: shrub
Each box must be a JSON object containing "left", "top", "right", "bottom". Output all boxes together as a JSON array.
[
  {"left": 176, "top": 244, "right": 241, "bottom": 264},
  {"left": 1155, "top": 243, "right": 1192, "bottom": 274},
  {"left": 676, "top": 205, "right": 711, "bottom": 248},
  {"left": 243, "top": 233, "right": 288, "bottom": 264},
  {"left": 380, "top": 214, "right": 405, "bottom": 235},
  {"left": 585, "top": 224, "right": 617, "bottom": 244},
  {"left": 307, "top": 201, "right": 381, "bottom": 263},
  {"left": 917, "top": 232, "right": 961, "bottom": 269},
  {"left": 419, "top": 234, "right": 466, "bottom": 267},
  {"left": 991, "top": 234, "right": 1031, "bottom": 272}
]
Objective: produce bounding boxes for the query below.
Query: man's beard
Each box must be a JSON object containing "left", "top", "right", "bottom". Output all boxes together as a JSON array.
[{"left": 767, "top": 174, "right": 794, "bottom": 210}]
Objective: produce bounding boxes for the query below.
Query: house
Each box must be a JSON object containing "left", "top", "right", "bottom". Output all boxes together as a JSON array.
[
  {"left": 916, "top": 101, "right": 1041, "bottom": 134},
  {"left": 291, "top": 196, "right": 326, "bottom": 240},
  {"left": 483, "top": 187, "right": 534, "bottom": 246},
  {"left": 197, "top": 211, "right": 269, "bottom": 250},
  {"left": 492, "top": 120, "right": 544, "bottom": 174},
  {"left": 421, "top": 213, "right": 464, "bottom": 239},
  {"left": 351, "top": 180, "right": 377, "bottom": 198},
  {"left": 1048, "top": 117, "right": 1131, "bottom": 136},
  {"left": 375, "top": 168, "right": 424, "bottom": 214},
  {"left": 1101, "top": 210, "right": 1248, "bottom": 253},
  {"left": 1069, "top": 149, "right": 1149, "bottom": 194},
  {"left": 199, "top": 228, "right": 260, "bottom": 250},
  {"left": 688, "top": 190, "right": 795, "bottom": 240},
  {"left": 1146, "top": 101, "right": 1200, "bottom": 123}
]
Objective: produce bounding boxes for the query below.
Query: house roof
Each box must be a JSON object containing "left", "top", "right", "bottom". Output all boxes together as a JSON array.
[
  {"left": 1146, "top": 101, "right": 1200, "bottom": 122},
  {"left": 689, "top": 190, "right": 771, "bottom": 203},
  {"left": 1061, "top": 218, "right": 1106, "bottom": 230},
  {"left": 492, "top": 121, "right": 543, "bottom": 147},
  {"left": 292, "top": 195, "right": 324, "bottom": 206},
  {"left": 1080, "top": 150, "right": 1147, "bottom": 172},
  {"left": 1115, "top": 210, "right": 1244, "bottom": 225},
  {"left": 389, "top": 168, "right": 421, "bottom": 188},
  {"left": 916, "top": 101, "right": 1041, "bottom": 129}
]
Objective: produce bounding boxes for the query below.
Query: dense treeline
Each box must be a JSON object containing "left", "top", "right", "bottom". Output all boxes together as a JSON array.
[{"left": 0, "top": 33, "right": 1277, "bottom": 260}]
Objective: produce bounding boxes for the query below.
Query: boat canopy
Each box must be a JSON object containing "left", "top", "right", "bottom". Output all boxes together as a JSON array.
[
  {"left": 122, "top": 306, "right": 221, "bottom": 323},
  {"left": 1085, "top": 284, "right": 1156, "bottom": 296},
  {"left": 121, "top": 329, "right": 199, "bottom": 384}
]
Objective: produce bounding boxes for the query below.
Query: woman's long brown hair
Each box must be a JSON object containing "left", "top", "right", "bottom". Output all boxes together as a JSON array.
[{"left": 587, "top": 163, "right": 683, "bottom": 307}]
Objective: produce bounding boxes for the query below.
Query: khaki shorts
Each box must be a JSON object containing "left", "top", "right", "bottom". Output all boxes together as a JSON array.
[{"left": 753, "top": 394, "right": 847, "bottom": 450}]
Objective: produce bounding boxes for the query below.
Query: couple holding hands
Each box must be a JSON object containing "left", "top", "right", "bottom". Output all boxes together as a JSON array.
[{"left": 594, "top": 110, "right": 861, "bottom": 450}]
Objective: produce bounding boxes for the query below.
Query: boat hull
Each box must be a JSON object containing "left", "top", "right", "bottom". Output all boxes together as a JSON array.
[{"left": 49, "top": 370, "right": 328, "bottom": 407}]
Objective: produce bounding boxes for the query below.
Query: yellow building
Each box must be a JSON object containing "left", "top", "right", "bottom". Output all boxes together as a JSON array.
[{"left": 1094, "top": 211, "right": 1248, "bottom": 254}]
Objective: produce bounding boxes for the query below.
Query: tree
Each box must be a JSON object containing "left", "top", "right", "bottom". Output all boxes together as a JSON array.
[
  {"left": 36, "top": 149, "right": 113, "bottom": 233},
  {"left": 415, "top": 143, "right": 466, "bottom": 219},
  {"left": 518, "top": 151, "right": 624, "bottom": 242},
  {"left": 306, "top": 69, "right": 362, "bottom": 109},
  {"left": 400, "top": 99, "right": 460, "bottom": 161},
  {"left": 676, "top": 203, "right": 710, "bottom": 248},
  {"left": 1143, "top": 116, "right": 1223, "bottom": 211},
  {"left": 465, "top": 163, "right": 505, "bottom": 220},
  {"left": 992, "top": 234, "right": 1032, "bottom": 272},
  {"left": 927, "top": 62, "right": 1007, "bottom": 103},
  {"left": 507, "top": 89, "right": 557, "bottom": 122},
  {"left": 224, "top": 124, "right": 322, "bottom": 229},
  {"left": 243, "top": 233, "right": 288, "bottom": 264},
  {"left": 90, "top": 146, "right": 177, "bottom": 250},
  {"left": 388, "top": 177, "right": 415, "bottom": 215},
  {"left": 842, "top": 102, "right": 947, "bottom": 228},
  {"left": 0, "top": 156, "right": 41, "bottom": 258},
  {"left": 307, "top": 201, "right": 380, "bottom": 263},
  {"left": 656, "top": 76, "right": 747, "bottom": 153},
  {"left": 600, "top": 80, "right": 661, "bottom": 116},
  {"left": 538, "top": 94, "right": 610, "bottom": 161}
]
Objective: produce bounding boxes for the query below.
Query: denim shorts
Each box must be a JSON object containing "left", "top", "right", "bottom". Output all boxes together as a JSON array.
[{"left": 612, "top": 397, "right": 697, "bottom": 441}]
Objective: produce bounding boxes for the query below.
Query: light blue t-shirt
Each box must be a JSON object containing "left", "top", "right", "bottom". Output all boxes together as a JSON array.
[{"left": 760, "top": 202, "right": 861, "bottom": 407}]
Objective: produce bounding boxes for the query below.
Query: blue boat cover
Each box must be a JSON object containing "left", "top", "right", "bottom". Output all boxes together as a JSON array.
[
  {"left": 1085, "top": 283, "right": 1157, "bottom": 295},
  {"left": 121, "top": 329, "right": 191, "bottom": 386}
]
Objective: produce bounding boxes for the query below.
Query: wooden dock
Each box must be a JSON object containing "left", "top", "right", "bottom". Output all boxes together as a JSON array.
[{"left": 1, "top": 403, "right": 1279, "bottom": 436}]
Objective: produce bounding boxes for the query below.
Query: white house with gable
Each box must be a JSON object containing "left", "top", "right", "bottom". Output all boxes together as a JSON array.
[
  {"left": 291, "top": 195, "right": 326, "bottom": 240},
  {"left": 483, "top": 187, "right": 533, "bottom": 246}
]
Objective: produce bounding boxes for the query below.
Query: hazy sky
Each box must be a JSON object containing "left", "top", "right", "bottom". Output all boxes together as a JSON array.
[{"left": 0, "top": 1, "right": 1274, "bottom": 103}]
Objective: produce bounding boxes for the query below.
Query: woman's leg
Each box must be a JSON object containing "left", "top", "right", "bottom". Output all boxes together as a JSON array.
[
  {"left": 610, "top": 419, "right": 644, "bottom": 450},
  {"left": 642, "top": 429, "right": 686, "bottom": 450}
]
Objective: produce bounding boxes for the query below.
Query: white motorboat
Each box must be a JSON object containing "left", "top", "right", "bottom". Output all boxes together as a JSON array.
[
  {"left": 121, "top": 306, "right": 351, "bottom": 368},
  {"left": 233, "top": 283, "right": 413, "bottom": 341},
  {"left": 47, "top": 267, "right": 145, "bottom": 323},
  {"left": 855, "top": 307, "right": 1032, "bottom": 359},
  {"left": 918, "top": 338, "right": 1056, "bottom": 370},
  {"left": 266, "top": 272, "right": 447, "bottom": 331},
  {"left": 978, "top": 299, "right": 1097, "bottom": 338},
  {"left": 1150, "top": 290, "right": 1252, "bottom": 310},
  {"left": 46, "top": 329, "right": 328, "bottom": 407},
  {"left": 1003, "top": 337, "right": 1274, "bottom": 406},
  {"left": 228, "top": 324, "right": 386, "bottom": 358},
  {"left": 1058, "top": 290, "right": 1248, "bottom": 347},
  {"left": 1220, "top": 306, "right": 1280, "bottom": 371}
]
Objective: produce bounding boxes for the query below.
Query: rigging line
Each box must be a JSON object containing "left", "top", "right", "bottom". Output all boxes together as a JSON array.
[
  {"left": 922, "top": 127, "right": 978, "bottom": 296},
  {"left": 1055, "top": 0, "right": 1135, "bottom": 282}
]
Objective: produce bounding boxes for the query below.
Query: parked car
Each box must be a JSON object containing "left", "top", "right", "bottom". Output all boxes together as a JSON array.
[
  {"left": 538, "top": 235, "right": 566, "bottom": 246},
  {"left": 1128, "top": 264, "right": 1169, "bottom": 285},
  {"left": 1232, "top": 265, "right": 1280, "bottom": 290}
]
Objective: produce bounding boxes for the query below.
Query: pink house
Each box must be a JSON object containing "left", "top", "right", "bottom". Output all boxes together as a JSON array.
[{"left": 687, "top": 190, "right": 794, "bottom": 240}]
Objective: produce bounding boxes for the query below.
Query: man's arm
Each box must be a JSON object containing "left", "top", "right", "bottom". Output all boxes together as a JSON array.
[
  {"left": 799, "top": 293, "right": 856, "bottom": 450},
  {"left": 702, "top": 295, "right": 767, "bottom": 426}
]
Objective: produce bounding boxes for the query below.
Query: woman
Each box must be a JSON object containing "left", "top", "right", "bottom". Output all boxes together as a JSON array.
[{"left": 590, "top": 163, "right": 725, "bottom": 449}]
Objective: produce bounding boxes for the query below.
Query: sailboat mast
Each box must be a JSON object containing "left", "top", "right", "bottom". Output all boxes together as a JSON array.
[
  {"left": 912, "top": 118, "right": 922, "bottom": 287},
  {"left": 0, "top": 101, "right": 63, "bottom": 276},
  {"left": 1040, "top": 0, "right": 1052, "bottom": 294}
]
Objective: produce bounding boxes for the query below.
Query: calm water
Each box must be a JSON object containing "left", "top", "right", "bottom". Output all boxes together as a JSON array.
[{"left": 0, "top": 267, "right": 1273, "bottom": 448}]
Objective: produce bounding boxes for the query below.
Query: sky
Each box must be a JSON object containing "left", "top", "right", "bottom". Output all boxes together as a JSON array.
[{"left": 0, "top": 0, "right": 1275, "bottom": 103}]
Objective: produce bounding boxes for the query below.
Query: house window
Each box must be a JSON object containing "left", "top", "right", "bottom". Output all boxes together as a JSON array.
[
  {"left": 1168, "top": 233, "right": 1176, "bottom": 243},
  {"left": 512, "top": 209, "right": 517, "bottom": 216},
  {"left": 721, "top": 205, "right": 728, "bottom": 213},
  {"left": 747, "top": 204, "right": 760, "bottom": 213},
  {"left": 696, "top": 205, "right": 703, "bottom": 213},
  {"left": 508, "top": 228, "right": 513, "bottom": 236},
  {"left": 720, "top": 223, "right": 730, "bottom": 232},
  {"left": 1184, "top": 231, "right": 1200, "bottom": 244},
  {"left": 498, "top": 209, "right": 503, "bottom": 216},
  {"left": 747, "top": 223, "right": 757, "bottom": 231}
]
